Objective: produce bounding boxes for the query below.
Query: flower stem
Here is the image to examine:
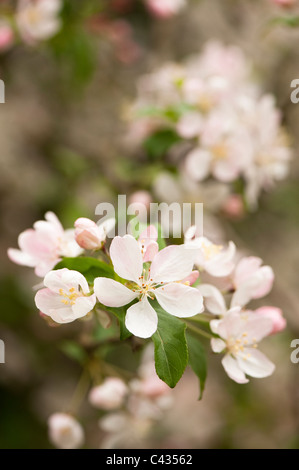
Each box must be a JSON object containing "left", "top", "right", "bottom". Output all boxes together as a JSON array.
[
  {"left": 67, "top": 368, "right": 90, "bottom": 415},
  {"left": 185, "top": 322, "right": 214, "bottom": 340}
]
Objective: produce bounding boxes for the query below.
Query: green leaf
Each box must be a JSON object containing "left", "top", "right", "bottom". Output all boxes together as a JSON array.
[
  {"left": 144, "top": 129, "right": 181, "bottom": 160},
  {"left": 59, "top": 340, "right": 87, "bottom": 364},
  {"left": 271, "top": 15, "right": 299, "bottom": 28},
  {"left": 152, "top": 303, "right": 188, "bottom": 388},
  {"left": 54, "top": 257, "right": 115, "bottom": 284},
  {"left": 186, "top": 332, "right": 207, "bottom": 400}
]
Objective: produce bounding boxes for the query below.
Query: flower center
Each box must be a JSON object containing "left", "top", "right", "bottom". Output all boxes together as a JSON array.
[
  {"left": 201, "top": 242, "right": 223, "bottom": 260},
  {"left": 59, "top": 287, "right": 81, "bottom": 306},
  {"left": 212, "top": 143, "right": 228, "bottom": 161},
  {"left": 226, "top": 332, "right": 258, "bottom": 359}
]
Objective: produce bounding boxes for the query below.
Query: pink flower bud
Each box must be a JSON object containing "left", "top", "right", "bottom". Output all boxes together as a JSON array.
[
  {"left": 74, "top": 217, "right": 115, "bottom": 250},
  {"left": 48, "top": 413, "right": 84, "bottom": 449},
  {"left": 255, "top": 307, "right": 286, "bottom": 334},
  {"left": 222, "top": 194, "right": 244, "bottom": 218},
  {"left": 128, "top": 191, "right": 153, "bottom": 211},
  {"left": 145, "top": 0, "right": 186, "bottom": 18},
  {"left": 0, "top": 22, "right": 14, "bottom": 51},
  {"left": 89, "top": 378, "right": 128, "bottom": 410},
  {"left": 270, "top": 0, "right": 296, "bottom": 7}
]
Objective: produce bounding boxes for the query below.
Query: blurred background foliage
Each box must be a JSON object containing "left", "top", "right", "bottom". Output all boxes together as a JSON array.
[{"left": 1, "top": 0, "right": 299, "bottom": 448}]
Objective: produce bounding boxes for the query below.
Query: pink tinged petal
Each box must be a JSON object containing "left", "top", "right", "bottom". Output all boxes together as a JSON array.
[
  {"left": 213, "top": 160, "right": 240, "bottom": 182},
  {"left": 242, "top": 314, "right": 273, "bottom": 343},
  {"left": 205, "top": 241, "right": 236, "bottom": 277},
  {"left": 211, "top": 338, "right": 226, "bottom": 353},
  {"left": 7, "top": 248, "right": 36, "bottom": 267},
  {"left": 138, "top": 225, "right": 158, "bottom": 244},
  {"left": 255, "top": 307, "right": 286, "bottom": 334},
  {"left": 35, "top": 260, "right": 59, "bottom": 278},
  {"left": 94, "top": 277, "right": 138, "bottom": 307},
  {"left": 72, "top": 294, "right": 96, "bottom": 318},
  {"left": 236, "top": 348, "right": 275, "bottom": 379},
  {"left": 215, "top": 312, "right": 245, "bottom": 341},
  {"left": 251, "top": 266, "right": 274, "bottom": 299},
  {"left": 35, "top": 288, "right": 68, "bottom": 315},
  {"left": 221, "top": 354, "right": 249, "bottom": 384},
  {"left": 150, "top": 245, "right": 196, "bottom": 283},
  {"left": 234, "top": 256, "right": 262, "bottom": 287},
  {"left": 109, "top": 235, "right": 143, "bottom": 283},
  {"left": 45, "top": 211, "right": 64, "bottom": 232},
  {"left": 44, "top": 269, "right": 90, "bottom": 295},
  {"left": 143, "top": 241, "right": 159, "bottom": 263},
  {"left": 181, "top": 270, "right": 199, "bottom": 286},
  {"left": 198, "top": 284, "right": 227, "bottom": 315},
  {"left": 185, "top": 148, "right": 211, "bottom": 181},
  {"left": 125, "top": 299, "right": 158, "bottom": 338},
  {"left": 155, "top": 283, "right": 204, "bottom": 318},
  {"left": 98, "top": 218, "right": 116, "bottom": 236}
]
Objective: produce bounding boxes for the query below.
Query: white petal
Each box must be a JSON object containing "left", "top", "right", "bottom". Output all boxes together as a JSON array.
[
  {"left": 150, "top": 245, "right": 196, "bottom": 283},
  {"left": 72, "top": 294, "right": 96, "bottom": 318},
  {"left": 94, "top": 277, "right": 138, "bottom": 307},
  {"left": 198, "top": 284, "right": 227, "bottom": 315},
  {"left": 205, "top": 241, "right": 236, "bottom": 277},
  {"left": 211, "top": 338, "right": 226, "bottom": 353},
  {"left": 44, "top": 269, "right": 90, "bottom": 295},
  {"left": 35, "top": 288, "right": 66, "bottom": 315},
  {"left": 185, "top": 148, "right": 211, "bottom": 181},
  {"left": 143, "top": 242, "right": 159, "bottom": 263},
  {"left": 125, "top": 299, "right": 158, "bottom": 338},
  {"left": 7, "top": 248, "right": 36, "bottom": 267},
  {"left": 222, "top": 354, "right": 249, "bottom": 384},
  {"left": 109, "top": 235, "right": 143, "bottom": 283},
  {"left": 236, "top": 348, "right": 275, "bottom": 379},
  {"left": 155, "top": 283, "right": 203, "bottom": 318}
]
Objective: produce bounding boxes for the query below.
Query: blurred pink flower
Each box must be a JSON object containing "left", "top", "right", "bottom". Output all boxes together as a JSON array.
[
  {"left": 145, "top": 0, "right": 186, "bottom": 18},
  {"left": 16, "top": 0, "right": 62, "bottom": 43},
  {"left": 0, "top": 21, "right": 14, "bottom": 51},
  {"left": 48, "top": 413, "right": 84, "bottom": 449},
  {"left": 222, "top": 194, "right": 244, "bottom": 218},
  {"left": 231, "top": 256, "right": 274, "bottom": 307},
  {"left": 89, "top": 378, "right": 128, "bottom": 410}
]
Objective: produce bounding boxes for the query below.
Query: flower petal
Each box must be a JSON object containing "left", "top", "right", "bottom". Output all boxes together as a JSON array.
[
  {"left": 221, "top": 354, "right": 249, "bottom": 384},
  {"left": 125, "top": 299, "right": 158, "bottom": 338},
  {"left": 150, "top": 245, "right": 196, "bottom": 283},
  {"left": 44, "top": 269, "right": 90, "bottom": 295},
  {"left": 109, "top": 235, "right": 143, "bottom": 283},
  {"left": 35, "top": 288, "right": 67, "bottom": 315},
  {"left": 211, "top": 338, "right": 226, "bottom": 353},
  {"left": 198, "top": 284, "right": 227, "bottom": 315},
  {"left": 155, "top": 283, "right": 204, "bottom": 318},
  {"left": 7, "top": 248, "right": 36, "bottom": 267},
  {"left": 72, "top": 294, "right": 96, "bottom": 318},
  {"left": 236, "top": 348, "right": 275, "bottom": 379},
  {"left": 143, "top": 242, "right": 159, "bottom": 263},
  {"left": 185, "top": 148, "right": 211, "bottom": 181},
  {"left": 94, "top": 277, "right": 138, "bottom": 307}
]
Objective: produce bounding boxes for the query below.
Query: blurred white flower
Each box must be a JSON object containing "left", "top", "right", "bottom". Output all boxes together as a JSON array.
[{"left": 48, "top": 413, "right": 84, "bottom": 449}]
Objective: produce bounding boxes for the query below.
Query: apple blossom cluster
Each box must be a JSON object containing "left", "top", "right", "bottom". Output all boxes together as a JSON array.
[
  {"left": 127, "top": 41, "right": 292, "bottom": 211},
  {"left": 8, "top": 211, "right": 286, "bottom": 448}
]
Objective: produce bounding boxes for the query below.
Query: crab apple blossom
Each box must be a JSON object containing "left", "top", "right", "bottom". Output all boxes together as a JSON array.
[
  {"left": 210, "top": 312, "right": 275, "bottom": 384},
  {"left": 74, "top": 217, "right": 115, "bottom": 250},
  {"left": 144, "top": 0, "right": 186, "bottom": 19},
  {"left": 35, "top": 268, "right": 96, "bottom": 324},
  {"left": 89, "top": 378, "right": 128, "bottom": 410},
  {"left": 231, "top": 256, "right": 274, "bottom": 308},
  {"left": 16, "top": 0, "right": 62, "bottom": 43},
  {"left": 48, "top": 413, "right": 84, "bottom": 449},
  {"left": 0, "top": 21, "right": 14, "bottom": 51},
  {"left": 94, "top": 234, "right": 204, "bottom": 338},
  {"left": 8, "top": 212, "right": 82, "bottom": 277},
  {"left": 184, "top": 227, "right": 236, "bottom": 277}
]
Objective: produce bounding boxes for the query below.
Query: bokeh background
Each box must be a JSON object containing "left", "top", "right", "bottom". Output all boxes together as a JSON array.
[{"left": 1, "top": 0, "right": 299, "bottom": 449}]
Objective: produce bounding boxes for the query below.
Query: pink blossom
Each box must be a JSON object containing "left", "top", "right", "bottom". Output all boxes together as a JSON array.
[
  {"left": 89, "top": 378, "right": 128, "bottom": 410},
  {"left": 74, "top": 217, "right": 115, "bottom": 250},
  {"left": 48, "top": 413, "right": 84, "bottom": 449},
  {"left": 231, "top": 256, "right": 274, "bottom": 307},
  {"left": 8, "top": 212, "right": 82, "bottom": 277},
  {"left": 222, "top": 194, "right": 244, "bottom": 218},
  {"left": 255, "top": 306, "right": 286, "bottom": 334},
  {"left": 35, "top": 268, "right": 96, "bottom": 324},
  {"left": 0, "top": 21, "right": 14, "bottom": 51},
  {"left": 270, "top": 0, "right": 296, "bottom": 6},
  {"left": 145, "top": 0, "right": 186, "bottom": 18},
  {"left": 210, "top": 312, "right": 275, "bottom": 383},
  {"left": 94, "top": 234, "right": 203, "bottom": 338},
  {"left": 16, "top": 0, "right": 62, "bottom": 43},
  {"left": 128, "top": 191, "right": 153, "bottom": 210},
  {"left": 137, "top": 225, "right": 159, "bottom": 262}
]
